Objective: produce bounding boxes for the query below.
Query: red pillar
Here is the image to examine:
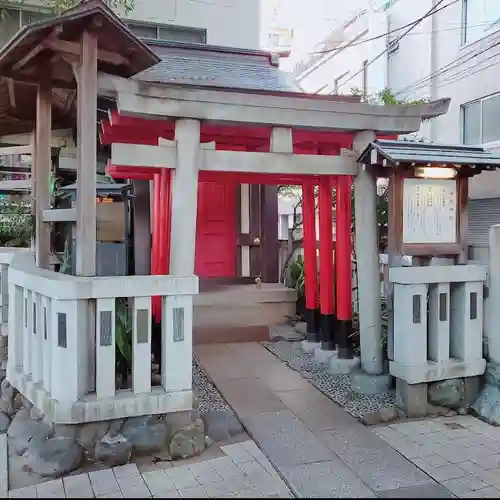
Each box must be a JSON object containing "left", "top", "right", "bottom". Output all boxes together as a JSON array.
[
  {"left": 302, "top": 180, "right": 320, "bottom": 342},
  {"left": 152, "top": 174, "right": 161, "bottom": 319},
  {"left": 336, "top": 175, "right": 353, "bottom": 359},
  {"left": 318, "top": 175, "right": 336, "bottom": 350}
]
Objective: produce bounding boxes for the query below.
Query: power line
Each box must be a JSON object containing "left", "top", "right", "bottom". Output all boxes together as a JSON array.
[
  {"left": 310, "top": 21, "right": 495, "bottom": 56},
  {"left": 394, "top": 33, "right": 500, "bottom": 96},
  {"left": 337, "top": 0, "right": 457, "bottom": 92},
  {"left": 311, "top": 0, "right": 460, "bottom": 56},
  {"left": 403, "top": 40, "right": 500, "bottom": 94}
]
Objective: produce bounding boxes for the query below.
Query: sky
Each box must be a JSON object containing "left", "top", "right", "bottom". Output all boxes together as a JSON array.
[{"left": 261, "top": 0, "right": 369, "bottom": 72}]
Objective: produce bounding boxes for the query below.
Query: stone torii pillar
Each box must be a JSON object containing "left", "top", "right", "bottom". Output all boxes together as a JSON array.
[{"left": 352, "top": 131, "right": 390, "bottom": 394}]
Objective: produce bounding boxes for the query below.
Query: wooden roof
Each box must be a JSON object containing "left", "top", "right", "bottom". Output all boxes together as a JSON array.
[{"left": 0, "top": 0, "right": 160, "bottom": 138}]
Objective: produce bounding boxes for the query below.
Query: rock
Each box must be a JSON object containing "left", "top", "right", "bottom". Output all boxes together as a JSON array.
[
  {"left": 428, "top": 379, "right": 465, "bottom": 409},
  {"left": 473, "top": 384, "right": 500, "bottom": 425},
  {"left": 457, "top": 407, "right": 468, "bottom": 415},
  {"left": 444, "top": 409, "right": 457, "bottom": 417},
  {"left": 13, "top": 393, "right": 32, "bottom": 413},
  {"left": 168, "top": 425, "right": 205, "bottom": 460},
  {"left": 0, "top": 411, "right": 10, "bottom": 433},
  {"left": 485, "top": 362, "right": 500, "bottom": 387},
  {"left": 201, "top": 411, "right": 243, "bottom": 442},
  {"left": 361, "top": 407, "right": 398, "bottom": 426},
  {"left": 121, "top": 415, "right": 167, "bottom": 453},
  {"left": 0, "top": 379, "right": 15, "bottom": 416},
  {"left": 108, "top": 419, "right": 124, "bottom": 438},
  {"left": 24, "top": 437, "right": 83, "bottom": 477},
  {"left": 379, "top": 407, "right": 399, "bottom": 423},
  {"left": 94, "top": 433, "right": 132, "bottom": 466},
  {"left": 192, "top": 395, "right": 200, "bottom": 410},
  {"left": 426, "top": 403, "right": 450, "bottom": 417},
  {"left": 78, "top": 422, "right": 109, "bottom": 451},
  {"left": 29, "top": 407, "right": 44, "bottom": 422},
  {"left": 53, "top": 424, "right": 79, "bottom": 440},
  {"left": 8, "top": 410, "right": 51, "bottom": 455},
  {"left": 205, "top": 436, "right": 214, "bottom": 448}
]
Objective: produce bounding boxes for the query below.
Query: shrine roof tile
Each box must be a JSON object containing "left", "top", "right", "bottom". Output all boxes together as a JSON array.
[
  {"left": 135, "top": 40, "right": 303, "bottom": 93},
  {"left": 357, "top": 139, "right": 500, "bottom": 169}
]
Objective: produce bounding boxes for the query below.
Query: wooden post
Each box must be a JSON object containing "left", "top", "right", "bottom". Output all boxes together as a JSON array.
[
  {"left": 75, "top": 30, "right": 98, "bottom": 277},
  {"left": 34, "top": 74, "right": 52, "bottom": 270}
]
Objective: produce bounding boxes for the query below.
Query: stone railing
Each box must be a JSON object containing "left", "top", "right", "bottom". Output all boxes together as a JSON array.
[
  {"left": 7, "top": 253, "right": 198, "bottom": 424},
  {"left": 389, "top": 264, "right": 487, "bottom": 385}
]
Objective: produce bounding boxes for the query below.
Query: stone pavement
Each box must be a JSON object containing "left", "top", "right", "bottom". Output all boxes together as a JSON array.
[
  {"left": 195, "top": 342, "right": 454, "bottom": 498},
  {"left": 374, "top": 416, "right": 500, "bottom": 498},
  {"left": 8, "top": 440, "right": 291, "bottom": 498}
]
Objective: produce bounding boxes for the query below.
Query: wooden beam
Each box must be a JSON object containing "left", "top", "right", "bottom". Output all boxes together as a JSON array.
[
  {"left": 12, "top": 45, "right": 45, "bottom": 72},
  {"left": 43, "top": 38, "right": 130, "bottom": 67},
  {"left": 34, "top": 74, "right": 52, "bottom": 269},
  {"left": 76, "top": 30, "right": 98, "bottom": 277},
  {"left": 6, "top": 78, "right": 15, "bottom": 109},
  {"left": 3, "top": 71, "right": 76, "bottom": 90}
]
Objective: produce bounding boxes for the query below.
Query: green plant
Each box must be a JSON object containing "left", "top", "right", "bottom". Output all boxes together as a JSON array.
[
  {"left": 285, "top": 254, "right": 305, "bottom": 297},
  {"left": 115, "top": 298, "right": 132, "bottom": 381}
]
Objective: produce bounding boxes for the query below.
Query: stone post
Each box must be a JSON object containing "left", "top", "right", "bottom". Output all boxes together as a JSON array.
[
  {"left": 353, "top": 131, "right": 381, "bottom": 375},
  {"left": 472, "top": 224, "right": 500, "bottom": 423}
]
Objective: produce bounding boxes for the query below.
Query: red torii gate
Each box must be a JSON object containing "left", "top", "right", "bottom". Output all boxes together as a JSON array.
[{"left": 101, "top": 110, "right": 395, "bottom": 358}]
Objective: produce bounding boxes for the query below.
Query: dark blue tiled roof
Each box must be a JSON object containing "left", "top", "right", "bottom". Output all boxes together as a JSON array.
[{"left": 135, "top": 40, "right": 302, "bottom": 93}]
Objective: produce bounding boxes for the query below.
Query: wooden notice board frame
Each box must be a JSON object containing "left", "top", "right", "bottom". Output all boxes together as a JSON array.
[{"left": 387, "top": 168, "right": 468, "bottom": 264}]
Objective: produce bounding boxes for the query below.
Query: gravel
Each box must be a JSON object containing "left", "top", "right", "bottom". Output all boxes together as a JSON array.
[{"left": 262, "top": 341, "right": 397, "bottom": 419}]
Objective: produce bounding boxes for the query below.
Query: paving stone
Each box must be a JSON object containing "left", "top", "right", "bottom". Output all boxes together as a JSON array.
[
  {"left": 204, "top": 477, "right": 256, "bottom": 497},
  {"left": 280, "top": 459, "right": 377, "bottom": 498},
  {"left": 142, "top": 470, "right": 176, "bottom": 495},
  {"left": 178, "top": 485, "right": 209, "bottom": 498},
  {"left": 96, "top": 492, "right": 123, "bottom": 499},
  {"left": 427, "top": 464, "right": 469, "bottom": 482},
  {"left": 241, "top": 411, "right": 333, "bottom": 467},
  {"left": 240, "top": 440, "right": 266, "bottom": 460},
  {"left": 442, "top": 475, "right": 490, "bottom": 496},
  {"left": 63, "top": 473, "right": 94, "bottom": 498},
  {"left": 376, "top": 482, "right": 456, "bottom": 498},
  {"left": 238, "top": 460, "right": 273, "bottom": 481},
  {"left": 319, "top": 427, "right": 433, "bottom": 491},
  {"left": 221, "top": 443, "right": 255, "bottom": 464},
  {"left": 8, "top": 485, "right": 37, "bottom": 498},
  {"left": 114, "top": 470, "right": 146, "bottom": 490},
  {"left": 207, "top": 456, "right": 246, "bottom": 480},
  {"left": 120, "top": 482, "right": 152, "bottom": 498},
  {"left": 188, "top": 462, "right": 223, "bottom": 484},
  {"left": 166, "top": 466, "right": 199, "bottom": 489},
  {"left": 154, "top": 491, "right": 180, "bottom": 499},
  {"left": 463, "top": 486, "right": 500, "bottom": 498},
  {"left": 36, "top": 478, "right": 65, "bottom": 498},
  {"left": 89, "top": 469, "right": 120, "bottom": 496},
  {"left": 420, "top": 454, "right": 451, "bottom": 468}
]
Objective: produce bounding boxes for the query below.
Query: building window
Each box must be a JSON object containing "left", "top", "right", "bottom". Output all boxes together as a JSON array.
[
  {"left": 462, "top": 0, "right": 500, "bottom": 44},
  {"left": 127, "top": 21, "right": 207, "bottom": 44},
  {"left": 0, "top": 7, "right": 50, "bottom": 48},
  {"left": 462, "top": 93, "right": 500, "bottom": 144}
]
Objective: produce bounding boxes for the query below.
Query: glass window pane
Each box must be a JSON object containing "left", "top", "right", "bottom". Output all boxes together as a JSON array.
[
  {"left": 462, "top": 101, "right": 481, "bottom": 144},
  {"left": 481, "top": 94, "right": 500, "bottom": 143},
  {"left": 464, "top": 0, "right": 486, "bottom": 43},
  {"left": 127, "top": 23, "right": 158, "bottom": 39}
]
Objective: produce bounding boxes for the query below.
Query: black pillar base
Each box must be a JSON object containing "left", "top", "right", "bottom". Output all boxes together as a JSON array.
[
  {"left": 305, "top": 308, "right": 321, "bottom": 342},
  {"left": 320, "top": 313, "right": 336, "bottom": 351},
  {"left": 337, "top": 319, "right": 353, "bottom": 359}
]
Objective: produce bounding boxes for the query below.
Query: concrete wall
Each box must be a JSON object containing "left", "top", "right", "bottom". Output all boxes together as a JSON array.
[{"left": 124, "top": 0, "right": 261, "bottom": 49}]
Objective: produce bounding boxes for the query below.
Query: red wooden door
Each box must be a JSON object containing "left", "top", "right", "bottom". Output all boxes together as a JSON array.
[{"left": 195, "top": 181, "right": 236, "bottom": 278}]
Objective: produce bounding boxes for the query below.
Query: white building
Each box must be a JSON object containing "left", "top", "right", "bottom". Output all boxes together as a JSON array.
[
  {"left": 0, "top": 0, "right": 261, "bottom": 49},
  {"left": 292, "top": 0, "right": 500, "bottom": 260}
]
